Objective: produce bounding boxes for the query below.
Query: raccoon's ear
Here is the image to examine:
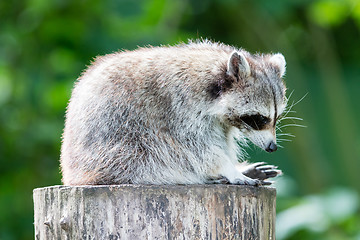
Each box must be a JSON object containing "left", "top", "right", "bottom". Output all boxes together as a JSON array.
[
  {"left": 227, "top": 51, "right": 251, "bottom": 80},
  {"left": 269, "top": 53, "right": 286, "bottom": 77}
]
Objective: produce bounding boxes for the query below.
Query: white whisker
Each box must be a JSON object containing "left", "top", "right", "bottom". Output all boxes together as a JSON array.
[
  {"left": 279, "top": 116, "right": 303, "bottom": 121},
  {"left": 278, "top": 123, "right": 306, "bottom": 129},
  {"left": 277, "top": 133, "right": 295, "bottom": 137},
  {"left": 292, "top": 92, "right": 308, "bottom": 107},
  {"left": 280, "top": 92, "right": 307, "bottom": 122},
  {"left": 277, "top": 138, "right": 292, "bottom": 142}
]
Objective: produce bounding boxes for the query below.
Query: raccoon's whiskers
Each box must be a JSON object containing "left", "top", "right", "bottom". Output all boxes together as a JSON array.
[
  {"left": 277, "top": 133, "right": 295, "bottom": 138},
  {"left": 277, "top": 138, "right": 293, "bottom": 142},
  {"left": 277, "top": 144, "right": 284, "bottom": 149},
  {"left": 277, "top": 123, "right": 306, "bottom": 129},
  {"left": 277, "top": 116, "right": 303, "bottom": 123},
  {"left": 280, "top": 92, "right": 307, "bottom": 120},
  {"left": 292, "top": 92, "right": 308, "bottom": 107}
]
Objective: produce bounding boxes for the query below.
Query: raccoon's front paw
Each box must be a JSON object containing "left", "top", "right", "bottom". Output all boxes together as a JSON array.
[
  {"left": 206, "top": 176, "right": 230, "bottom": 184},
  {"left": 206, "top": 175, "right": 260, "bottom": 185},
  {"left": 242, "top": 162, "right": 282, "bottom": 184},
  {"left": 231, "top": 176, "right": 262, "bottom": 186}
]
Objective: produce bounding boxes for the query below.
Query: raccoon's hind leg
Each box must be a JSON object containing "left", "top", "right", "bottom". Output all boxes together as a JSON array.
[{"left": 238, "top": 162, "right": 283, "bottom": 185}]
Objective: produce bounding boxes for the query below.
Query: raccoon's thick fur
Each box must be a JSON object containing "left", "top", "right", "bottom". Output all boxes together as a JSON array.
[{"left": 61, "top": 40, "right": 287, "bottom": 186}]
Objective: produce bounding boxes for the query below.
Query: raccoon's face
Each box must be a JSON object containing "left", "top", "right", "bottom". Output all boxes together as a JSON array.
[{"left": 213, "top": 50, "right": 287, "bottom": 152}]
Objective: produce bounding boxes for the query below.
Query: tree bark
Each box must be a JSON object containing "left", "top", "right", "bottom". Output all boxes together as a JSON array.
[{"left": 33, "top": 185, "right": 276, "bottom": 240}]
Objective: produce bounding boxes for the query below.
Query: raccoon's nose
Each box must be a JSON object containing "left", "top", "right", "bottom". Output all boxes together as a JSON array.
[{"left": 266, "top": 141, "right": 277, "bottom": 153}]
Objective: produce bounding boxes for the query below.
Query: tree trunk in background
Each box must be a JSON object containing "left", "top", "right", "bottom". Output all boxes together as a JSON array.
[{"left": 33, "top": 185, "right": 276, "bottom": 240}]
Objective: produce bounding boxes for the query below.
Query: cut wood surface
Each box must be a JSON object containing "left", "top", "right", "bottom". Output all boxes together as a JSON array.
[{"left": 33, "top": 185, "right": 276, "bottom": 240}]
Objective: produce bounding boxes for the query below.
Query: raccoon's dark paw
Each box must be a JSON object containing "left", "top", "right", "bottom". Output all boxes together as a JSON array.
[
  {"left": 206, "top": 176, "right": 230, "bottom": 184},
  {"left": 232, "top": 177, "right": 262, "bottom": 186},
  {"left": 242, "top": 162, "right": 282, "bottom": 181}
]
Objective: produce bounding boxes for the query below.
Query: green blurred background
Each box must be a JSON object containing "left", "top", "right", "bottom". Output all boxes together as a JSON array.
[{"left": 1, "top": 0, "right": 360, "bottom": 239}]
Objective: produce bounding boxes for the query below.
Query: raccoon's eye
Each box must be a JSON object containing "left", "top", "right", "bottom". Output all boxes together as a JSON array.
[{"left": 240, "top": 114, "right": 270, "bottom": 130}]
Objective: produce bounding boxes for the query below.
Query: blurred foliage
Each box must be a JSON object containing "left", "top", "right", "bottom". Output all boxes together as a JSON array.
[
  {"left": 276, "top": 178, "right": 360, "bottom": 239},
  {"left": 1, "top": 0, "right": 360, "bottom": 239}
]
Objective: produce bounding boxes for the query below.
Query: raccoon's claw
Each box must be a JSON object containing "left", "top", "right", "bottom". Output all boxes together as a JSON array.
[{"left": 242, "top": 162, "right": 282, "bottom": 181}]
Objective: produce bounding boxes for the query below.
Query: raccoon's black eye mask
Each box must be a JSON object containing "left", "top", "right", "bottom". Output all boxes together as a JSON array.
[{"left": 240, "top": 114, "right": 270, "bottom": 130}]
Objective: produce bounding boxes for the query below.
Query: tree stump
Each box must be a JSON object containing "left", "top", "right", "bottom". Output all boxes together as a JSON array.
[{"left": 33, "top": 185, "right": 276, "bottom": 240}]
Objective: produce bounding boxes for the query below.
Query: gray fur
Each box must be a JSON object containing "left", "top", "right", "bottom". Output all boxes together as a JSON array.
[{"left": 60, "top": 40, "right": 287, "bottom": 185}]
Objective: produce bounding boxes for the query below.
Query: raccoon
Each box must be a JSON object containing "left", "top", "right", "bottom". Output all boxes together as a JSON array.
[{"left": 60, "top": 40, "right": 287, "bottom": 186}]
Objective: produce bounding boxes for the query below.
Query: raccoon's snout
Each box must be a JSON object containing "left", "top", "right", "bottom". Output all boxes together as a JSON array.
[{"left": 265, "top": 141, "right": 277, "bottom": 153}]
